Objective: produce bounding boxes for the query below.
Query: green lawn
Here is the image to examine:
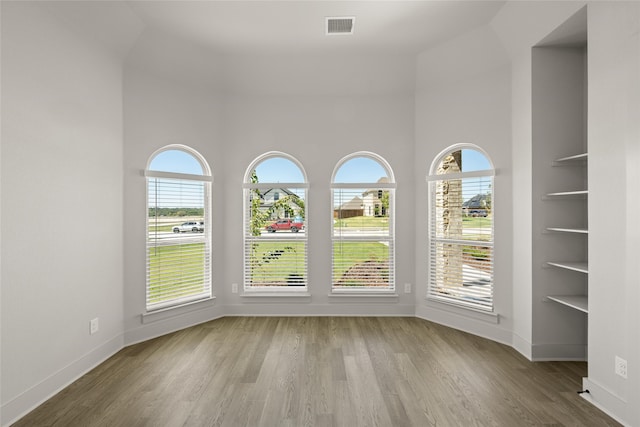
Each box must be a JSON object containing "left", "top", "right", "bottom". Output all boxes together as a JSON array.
[
  {"left": 148, "top": 239, "right": 391, "bottom": 295},
  {"left": 147, "top": 243, "right": 206, "bottom": 304},
  {"left": 248, "top": 241, "right": 306, "bottom": 285},
  {"left": 334, "top": 216, "right": 390, "bottom": 228},
  {"left": 332, "top": 241, "right": 390, "bottom": 286},
  {"left": 462, "top": 216, "right": 493, "bottom": 228}
]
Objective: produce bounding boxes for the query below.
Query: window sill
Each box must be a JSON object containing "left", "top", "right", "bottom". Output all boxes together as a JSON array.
[
  {"left": 329, "top": 291, "right": 399, "bottom": 302},
  {"left": 241, "top": 291, "right": 311, "bottom": 299},
  {"left": 142, "top": 296, "right": 216, "bottom": 324},
  {"left": 425, "top": 297, "right": 499, "bottom": 324}
]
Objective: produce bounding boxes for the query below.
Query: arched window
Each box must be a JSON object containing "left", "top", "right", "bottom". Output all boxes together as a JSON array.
[
  {"left": 243, "top": 152, "right": 308, "bottom": 291},
  {"left": 331, "top": 152, "right": 395, "bottom": 291},
  {"left": 427, "top": 145, "right": 494, "bottom": 311},
  {"left": 145, "top": 145, "right": 212, "bottom": 311}
]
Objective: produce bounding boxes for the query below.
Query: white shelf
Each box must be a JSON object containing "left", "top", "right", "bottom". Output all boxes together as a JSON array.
[
  {"left": 546, "top": 227, "right": 588, "bottom": 234},
  {"left": 552, "top": 152, "right": 588, "bottom": 165},
  {"left": 547, "top": 295, "right": 588, "bottom": 313},
  {"left": 546, "top": 190, "right": 588, "bottom": 197},
  {"left": 547, "top": 261, "right": 589, "bottom": 274}
]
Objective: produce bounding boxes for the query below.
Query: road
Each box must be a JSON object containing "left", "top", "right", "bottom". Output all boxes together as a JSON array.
[{"left": 149, "top": 228, "right": 395, "bottom": 245}]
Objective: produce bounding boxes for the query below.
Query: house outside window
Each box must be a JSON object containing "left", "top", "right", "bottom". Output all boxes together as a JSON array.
[
  {"left": 243, "top": 152, "right": 308, "bottom": 291},
  {"left": 331, "top": 152, "right": 395, "bottom": 292},
  {"left": 145, "top": 145, "right": 212, "bottom": 311},
  {"left": 427, "top": 145, "right": 494, "bottom": 311}
]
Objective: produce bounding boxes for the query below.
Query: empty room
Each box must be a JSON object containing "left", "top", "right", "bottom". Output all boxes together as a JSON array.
[{"left": 1, "top": 1, "right": 639, "bottom": 426}]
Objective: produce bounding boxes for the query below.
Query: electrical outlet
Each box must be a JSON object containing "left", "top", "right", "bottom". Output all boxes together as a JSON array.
[
  {"left": 231, "top": 283, "right": 238, "bottom": 294},
  {"left": 615, "top": 356, "right": 627, "bottom": 379},
  {"left": 404, "top": 283, "right": 412, "bottom": 294},
  {"left": 90, "top": 318, "right": 99, "bottom": 335}
]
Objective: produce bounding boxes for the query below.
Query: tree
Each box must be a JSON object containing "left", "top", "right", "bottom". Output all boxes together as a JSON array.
[
  {"left": 249, "top": 170, "right": 268, "bottom": 237},
  {"left": 271, "top": 194, "right": 305, "bottom": 220},
  {"left": 380, "top": 191, "right": 390, "bottom": 217}
]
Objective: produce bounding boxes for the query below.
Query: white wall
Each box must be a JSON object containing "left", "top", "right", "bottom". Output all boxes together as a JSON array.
[
  {"left": 0, "top": 3, "right": 130, "bottom": 424},
  {"left": 584, "top": 3, "right": 640, "bottom": 425},
  {"left": 414, "top": 25, "right": 513, "bottom": 344}
]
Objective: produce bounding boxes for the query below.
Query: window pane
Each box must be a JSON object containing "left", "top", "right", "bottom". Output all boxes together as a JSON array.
[
  {"left": 244, "top": 184, "right": 307, "bottom": 290},
  {"left": 148, "top": 242, "right": 207, "bottom": 304},
  {"left": 149, "top": 149, "right": 204, "bottom": 175},
  {"left": 430, "top": 242, "right": 493, "bottom": 310},
  {"left": 147, "top": 177, "right": 210, "bottom": 310},
  {"left": 331, "top": 153, "right": 394, "bottom": 292},
  {"left": 246, "top": 241, "right": 307, "bottom": 286},
  {"left": 246, "top": 187, "right": 306, "bottom": 236},
  {"left": 436, "top": 149, "right": 492, "bottom": 175},
  {"left": 429, "top": 147, "right": 494, "bottom": 312},
  {"left": 254, "top": 157, "right": 304, "bottom": 183},
  {"left": 333, "top": 188, "right": 390, "bottom": 237},
  {"left": 332, "top": 241, "right": 391, "bottom": 287},
  {"left": 334, "top": 157, "right": 389, "bottom": 183},
  {"left": 433, "top": 176, "right": 493, "bottom": 241}
]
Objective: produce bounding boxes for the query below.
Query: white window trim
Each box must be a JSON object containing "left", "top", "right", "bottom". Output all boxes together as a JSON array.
[
  {"left": 427, "top": 144, "right": 495, "bottom": 313},
  {"left": 330, "top": 152, "right": 396, "bottom": 293},
  {"left": 243, "top": 152, "right": 309, "bottom": 293},
  {"left": 145, "top": 145, "right": 213, "bottom": 313}
]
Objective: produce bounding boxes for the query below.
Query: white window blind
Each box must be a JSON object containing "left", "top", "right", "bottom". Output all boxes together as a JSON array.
[
  {"left": 428, "top": 148, "right": 494, "bottom": 311},
  {"left": 146, "top": 174, "right": 211, "bottom": 311},
  {"left": 332, "top": 186, "right": 395, "bottom": 290},
  {"left": 243, "top": 184, "right": 308, "bottom": 290}
]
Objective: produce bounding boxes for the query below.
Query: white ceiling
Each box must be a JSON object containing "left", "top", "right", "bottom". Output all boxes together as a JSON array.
[{"left": 127, "top": 1, "right": 507, "bottom": 55}]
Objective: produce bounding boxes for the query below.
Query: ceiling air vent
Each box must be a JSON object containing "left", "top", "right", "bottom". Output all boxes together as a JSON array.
[{"left": 326, "top": 17, "right": 355, "bottom": 35}]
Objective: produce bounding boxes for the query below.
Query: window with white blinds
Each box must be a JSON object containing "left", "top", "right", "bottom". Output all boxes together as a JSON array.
[
  {"left": 427, "top": 146, "right": 494, "bottom": 311},
  {"left": 145, "top": 146, "right": 212, "bottom": 311},
  {"left": 243, "top": 153, "right": 308, "bottom": 291},
  {"left": 332, "top": 153, "right": 395, "bottom": 292}
]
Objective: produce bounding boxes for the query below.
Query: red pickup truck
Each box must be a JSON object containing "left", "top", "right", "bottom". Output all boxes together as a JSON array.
[{"left": 265, "top": 218, "right": 304, "bottom": 233}]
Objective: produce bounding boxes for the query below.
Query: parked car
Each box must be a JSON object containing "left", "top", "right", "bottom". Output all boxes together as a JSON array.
[
  {"left": 468, "top": 209, "right": 488, "bottom": 217},
  {"left": 173, "top": 221, "right": 204, "bottom": 233},
  {"left": 265, "top": 218, "right": 304, "bottom": 233}
]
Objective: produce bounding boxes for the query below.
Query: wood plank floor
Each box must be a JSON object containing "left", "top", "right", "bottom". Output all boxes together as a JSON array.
[{"left": 14, "top": 317, "right": 620, "bottom": 427}]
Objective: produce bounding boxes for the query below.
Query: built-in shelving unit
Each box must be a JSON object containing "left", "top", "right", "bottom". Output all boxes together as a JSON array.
[
  {"left": 545, "top": 152, "right": 589, "bottom": 314},
  {"left": 547, "top": 261, "right": 589, "bottom": 274},
  {"left": 546, "top": 295, "right": 589, "bottom": 313},
  {"left": 546, "top": 190, "right": 588, "bottom": 197},
  {"left": 546, "top": 227, "right": 588, "bottom": 234},
  {"left": 552, "top": 152, "right": 588, "bottom": 165},
  {"left": 532, "top": 6, "right": 588, "bottom": 361}
]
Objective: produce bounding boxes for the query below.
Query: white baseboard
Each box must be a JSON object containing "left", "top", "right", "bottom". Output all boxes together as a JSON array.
[
  {"left": 511, "top": 332, "right": 533, "bottom": 360},
  {"left": 530, "top": 342, "right": 587, "bottom": 361},
  {"left": 581, "top": 377, "right": 629, "bottom": 426},
  {"left": 1, "top": 334, "right": 123, "bottom": 427},
  {"left": 222, "top": 303, "right": 416, "bottom": 317},
  {"left": 124, "top": 304, "right": 225, "bottom": 346},
  {"left": 415, "top": 304, "right": 512, "bottom": 347}
]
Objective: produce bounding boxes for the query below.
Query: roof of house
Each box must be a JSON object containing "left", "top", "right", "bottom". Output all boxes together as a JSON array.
[{"left": 337, "top": 196, "right": 364, "bottom": 211}]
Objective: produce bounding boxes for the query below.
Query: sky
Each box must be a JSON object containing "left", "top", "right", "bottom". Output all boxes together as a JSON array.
[
  {"left": 460, "top": 149, "right": 492, "bottom": 172},
  {"left": 149, "top": 149, "right": 492, "bottom": 206},
  {"left": 149, "top": 149, "right": 204, "bottom": 175}
]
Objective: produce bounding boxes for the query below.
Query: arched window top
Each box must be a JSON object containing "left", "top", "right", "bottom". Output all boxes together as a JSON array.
[
  {"left": 244, "top": 152, "right": 307, "bottom": 184},
  {"left": 147, "top": 144, "right": 211, "bottom": 176},
  {"left": 332, "top": 151, "right": 395, "bottom": 185},
  {"left": 430, "top": 144, "right": 493, "bottom": 177}
]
